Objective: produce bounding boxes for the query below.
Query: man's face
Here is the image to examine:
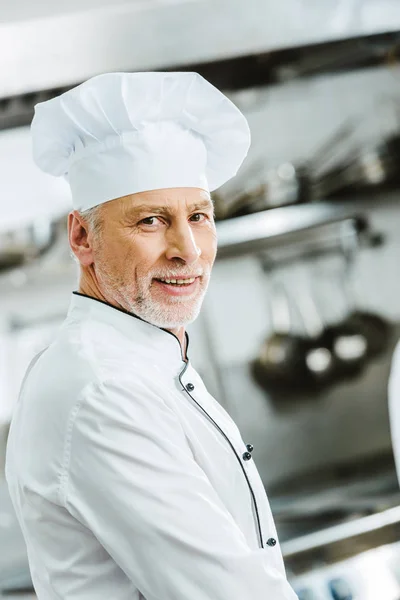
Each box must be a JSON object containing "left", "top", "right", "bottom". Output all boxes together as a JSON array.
[{"left": 89, "top": 188, "right": 217, "bottom": 329}]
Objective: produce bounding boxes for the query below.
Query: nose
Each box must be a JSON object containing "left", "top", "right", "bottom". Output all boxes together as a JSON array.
[{"left": 165, "top": 222, "right": 201, "bottom": 264}]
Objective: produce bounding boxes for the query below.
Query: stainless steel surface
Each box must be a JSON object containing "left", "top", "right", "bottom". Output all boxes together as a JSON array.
[
  {"left": 214, "top": 326, "right": 398, "bottom": 488},
  {"left": 215, "top": 203, "right": 365, "bottom": 260},
  {"left": 202, "top": 197, "right": 400, "bottom": 494},
  {"left": 283, "top": 505, "right": 400, "bottom": 598},
  {"left": 282, "top": 505, "right": 400, "bottom": 559},
  {"left": 0, "top": 219, "right": 61, "bottom": 274},
  {"left": 288, "top": 540, "right": 400, "bottom": 599},
  {"left": 2, "top": 592, "right": 37, "bottom": 600},
  {"left": 213, "top": 161, "right": 305, "bottom": 219},
  {"left": 1, "top": 0, "right": 400, "bottom": 98}
]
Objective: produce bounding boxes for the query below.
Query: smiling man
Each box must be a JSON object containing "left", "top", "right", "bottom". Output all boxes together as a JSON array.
[
  {"left": 74, "top": 187, "right": 216, "bottom": 353},
  {"left": 5, "top": 72, "right": 297, "bottom": 600}
]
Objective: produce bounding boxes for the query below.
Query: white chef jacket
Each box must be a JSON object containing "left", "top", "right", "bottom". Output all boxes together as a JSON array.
[
  {"left": 389, "top": 341, "right": 400, "bottom": 484},
  {"left": 6, "top": 292, "right": 297, "bottom": 600}
]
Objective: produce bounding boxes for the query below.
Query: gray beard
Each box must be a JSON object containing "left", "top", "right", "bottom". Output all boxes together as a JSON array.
[
  {"left": 96, "top": 268, "right": 209, "bottom": 330},
  {"left": 124, "top": 289, "right": 206, "bottom": 329}
]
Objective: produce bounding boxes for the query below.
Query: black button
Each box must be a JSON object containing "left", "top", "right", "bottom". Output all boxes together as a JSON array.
[
  {"left": 266, "top": 537, "right": 277, "bottom": 547},
  {"left": 186, "top": 383, "right": 195, "bottom": 392},
  {"left": 242, "top": 451, "right": 252, "bottom": 461},
  {"left": 246, "top": 444, "right": 254, "bottom": 453}
]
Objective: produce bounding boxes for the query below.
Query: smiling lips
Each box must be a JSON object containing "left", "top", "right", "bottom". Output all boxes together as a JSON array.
[
  {"left": 152, "top": 276, "right": 201, "bottom": 296},
  {"left": 157, "top": 277, "right": 196, "bottom": 286}
]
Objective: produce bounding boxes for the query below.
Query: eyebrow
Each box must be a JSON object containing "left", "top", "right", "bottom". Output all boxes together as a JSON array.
[{"left": 123, "top": 199, "right": 214, "bottom": 219}]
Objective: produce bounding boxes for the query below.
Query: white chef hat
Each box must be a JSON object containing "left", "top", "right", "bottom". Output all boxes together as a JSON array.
[{"left": 31, "top": 71, "right": 251, "bottom": 211}]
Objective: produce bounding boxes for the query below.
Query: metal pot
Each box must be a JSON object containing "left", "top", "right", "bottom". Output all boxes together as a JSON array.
[
  {"left": 251, "top": 265, "right": 336, "bottom": 397},
  {"left": 251, "top": 276, "right": 308, "bottom": 395}
]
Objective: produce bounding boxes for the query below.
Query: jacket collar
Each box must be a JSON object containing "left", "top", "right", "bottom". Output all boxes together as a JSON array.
[{"left": 68, "top": 292, "right": 188, "bottom": 371}]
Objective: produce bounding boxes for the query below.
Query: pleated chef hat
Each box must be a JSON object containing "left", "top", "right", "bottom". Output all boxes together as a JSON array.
[{"left": 31, "top": 71, "right": 251, "bottom": 211}]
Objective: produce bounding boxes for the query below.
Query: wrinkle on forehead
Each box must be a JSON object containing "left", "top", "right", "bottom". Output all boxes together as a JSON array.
[{"left": 117, "top": 188, "right": 213, "bottom": 220}]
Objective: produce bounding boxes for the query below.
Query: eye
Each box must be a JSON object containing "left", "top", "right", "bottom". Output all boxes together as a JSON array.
[
  {"left": 190, "top": 213, "right": 207, "bottom": 223},
  {"left": 139, "top": 216, "right": 160, "bottom": 226}
]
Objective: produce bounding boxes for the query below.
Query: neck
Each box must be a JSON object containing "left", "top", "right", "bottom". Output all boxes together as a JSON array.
[
  {"left": 79, "top": 274, "right": 110, "bottom": 307},
  {"left": 169, "top": 326, "right": 187, "bottom": 360}
]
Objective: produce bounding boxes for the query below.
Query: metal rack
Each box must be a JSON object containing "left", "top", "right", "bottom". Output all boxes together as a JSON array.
[{"left": 215, "top": 202, "right": 382, "bottom": 264}]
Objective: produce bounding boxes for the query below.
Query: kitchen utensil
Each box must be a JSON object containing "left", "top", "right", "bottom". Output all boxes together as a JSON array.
[
  {"left": 213, "top": 161, "right": 309, "bottom": 220},
  {"left": 338, "top": 223, "right": 393, "bottom": 359},
  {"left": 0, "top": 219, "right": 59, "bottom": 275},
  {"left": 311, "top": 133, "right": 400, "bottom": 199},
  {"left": 289, "top": 267, "right": 337, "bottom": 391},
  {"left": 309, "top": 252, "right": 368, "bottom": 381},
  {"left": 322, "top": 319, "right": 368, "bottom": 381},
  {"left": 251, "top": 272, "right": 307, "bottom": 395},
  {"left": 305, "top": 117, "right": 361, "bottom": 180},
  {"left": 251, "top": 262, "right": 336, "bottom": 397}
]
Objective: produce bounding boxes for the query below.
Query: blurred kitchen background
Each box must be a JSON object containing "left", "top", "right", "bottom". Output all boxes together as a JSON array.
[{"left": 2, "top": 0, "right": 400, "bottom": 598}]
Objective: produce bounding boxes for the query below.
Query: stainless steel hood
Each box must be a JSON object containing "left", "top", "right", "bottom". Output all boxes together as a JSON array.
[{"left": 1, "top": 0, "right": 400, "bottom": 99}]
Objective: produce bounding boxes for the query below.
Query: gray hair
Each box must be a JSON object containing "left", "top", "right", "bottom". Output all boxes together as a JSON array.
[
  {"left": 78, "top": 205, "right": 103, "bottom": 237},
  {"left": 70, "top": 205, "right": 103, "bottom": 267}
]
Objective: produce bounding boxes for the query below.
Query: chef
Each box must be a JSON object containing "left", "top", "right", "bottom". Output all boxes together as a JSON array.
[
  {"left": 5, "top": 72, "right": 297, "bottom": 599},
  {"left": 389, "top": 344, "right": 400, "bottom": 484}
]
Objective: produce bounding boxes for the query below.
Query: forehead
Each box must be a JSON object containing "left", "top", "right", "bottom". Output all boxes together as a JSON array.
[{"left": 115, "top": 187, "right": 212, "bottom": 217}]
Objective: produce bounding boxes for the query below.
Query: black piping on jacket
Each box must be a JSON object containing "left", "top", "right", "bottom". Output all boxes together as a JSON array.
[
  {"left": 178, "top": 361, "right": 264, "bottom": 549},
  {"left": 73, "top": 292, "right": 263, "bottom": 546}
]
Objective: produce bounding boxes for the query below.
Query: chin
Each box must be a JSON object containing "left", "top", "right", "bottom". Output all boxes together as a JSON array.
[
  {"left": 139, "top": 303, "right": 203, "bottom": 330},
  {"left": 123, "top": 284, "right": 208, "bottom": 329},
  {"left": 148, "top": 312, "right": 200, "bottom": 330}
]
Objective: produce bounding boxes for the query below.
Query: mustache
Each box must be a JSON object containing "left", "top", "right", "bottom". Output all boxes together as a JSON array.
[{"left": 151, "top": 272, "right": 205, "bottom": 279}]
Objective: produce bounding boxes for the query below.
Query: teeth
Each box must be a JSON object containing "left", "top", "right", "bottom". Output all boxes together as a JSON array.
[{"left": 159, "top": 277, "right": 196, "bottom": 284}]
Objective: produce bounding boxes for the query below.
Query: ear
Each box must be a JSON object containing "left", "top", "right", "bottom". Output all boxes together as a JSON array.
[{"left": 68, "top": 211, "right": 94, "bottom": 267}]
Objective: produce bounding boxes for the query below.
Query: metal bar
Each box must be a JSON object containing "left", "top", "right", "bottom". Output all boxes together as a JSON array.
[
  {"left": 215, "top": 203, "right": 368, "bottom": 260},
  {"left": 281, "top": 505, "right": 400, "bottom": 558}
]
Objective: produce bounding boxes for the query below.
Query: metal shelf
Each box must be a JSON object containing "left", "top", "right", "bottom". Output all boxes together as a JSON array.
[
  {"left": 282, "top": 505, "right": 400, "bottom": 561},
  {"left": 1, "top": 0, "right": 400, "bottom": 99},
  {"left": 215, "top": 202, "right": 374, "bottom": 261}
]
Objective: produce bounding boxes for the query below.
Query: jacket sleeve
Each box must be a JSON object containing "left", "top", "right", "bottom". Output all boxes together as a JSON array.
[{"left": 61, "top": 376, "right": 298, "bottom": 600}]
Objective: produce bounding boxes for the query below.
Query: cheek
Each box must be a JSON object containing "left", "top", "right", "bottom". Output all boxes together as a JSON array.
[
  {"left": 119, "top": 233, "right": 164, "bottom": 273},
  {"left": 93, "top": 235, "right": 129, "bottom": 275},
  {"left": 93, "top": 239, "right": 116, "bottom": 267},
  {"left": 199, "top": 228, "right": 217, "bottom": 261}
]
